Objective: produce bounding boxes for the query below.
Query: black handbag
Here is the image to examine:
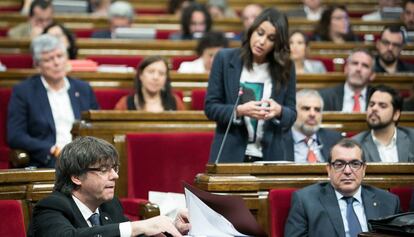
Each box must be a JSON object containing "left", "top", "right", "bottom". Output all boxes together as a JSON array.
[{"left": 368, "top": 212, "right": 414, "bottom": 236}]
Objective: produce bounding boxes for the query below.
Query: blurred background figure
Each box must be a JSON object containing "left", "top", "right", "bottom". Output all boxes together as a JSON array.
[
  {"left": 235, "top": 4, "right": 263, "bottom": 41},
  {"left": 312, "top": 5, "right": 358, "bottom": 43},
  {"left": 402, "top": 0, "right": 414, "bottom": 34},
  {"left": 170, "top": 3, "right": 212, "bottom": 40},
  {"left": 43, "top": 22, "right": 78, "bottom": 59},
  {"left": 289, "top": 30, "right": 326, "bottom": 74},
  {"left": 286, "top": 0, "right": 324, "bottom": 21},
  {"left": 88, "top": 0, "right": 112, "bottom": 17},
  {"left": 91, "top": 1, "right": 134, "bottom": 39},
  {"left": 178, "top": 31, "right": 229, "bottom": 74},
  {"left": 9, "top": 0, "right": 54, "bottom": 39},
  {"left": 167, "top": 0, "right": 194, "bottom": 17},
  {"left": 362, "top": 0, "right": 401, "bottom": 21},
  {"left": 115, "top": 56, "right": 185, "bottom": 111},
  {"left": 206, "top": 0, "right": 237, "bottom": 19}
]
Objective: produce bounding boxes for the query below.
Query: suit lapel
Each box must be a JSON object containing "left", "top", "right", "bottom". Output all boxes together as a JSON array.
[
  {"left": 67, "top": 78, "right": 81, "bottom": 119},
  {"left": 228, "top": 51, "right": 243, "bottom": 103},
  {"left": 361, "top": 186, "right": 379, "bottom": 221},
  {"left": 35, "top": 77, "right": 56, "bottom": 133},
  {"left": 337, "top": 85, "right": 344, "bottom": 110},
  {"left": 396, "top": 129, "right": 409, "bottom": 162},
  {"left": 319, "top": 184, "right": 345, "bottom": 237},
  {"left": 363, "top": 135, "right": 381, "bottom": 162},
  {"left": 317, "top": 130, "right": 329, "bottom": 162},
  {"left": 100, "top": 211, "right": 113, "bottom": 225}
]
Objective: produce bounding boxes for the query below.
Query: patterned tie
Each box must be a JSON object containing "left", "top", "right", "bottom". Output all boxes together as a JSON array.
[
  {"left": 352, "top": 92, "right": 361, "bottom": 112},
  {"left": 343, "top": 196, "right": 362, "bottom": 237},
  {"left": 89, "top": 213, "right": 101, "bottom": 226},
  {"left": 305, "top": 137, "right": 317, "bottom": 163}
]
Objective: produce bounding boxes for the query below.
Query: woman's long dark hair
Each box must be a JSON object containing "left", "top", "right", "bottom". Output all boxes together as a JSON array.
[
  {"left": 43, "top": 22, "right": 78, "bottom": 59},
  {"left": 313, "top": 5, "right": 355, "bottom": 42},
  {"left": 135, "top": 56, "right": 177, "bottom": 110},
  {"left": 180, "top": 3, "right": 212, "bottom": 39},
  {"left": 240, "top": 7, "right": 291, "bottom": 94}
]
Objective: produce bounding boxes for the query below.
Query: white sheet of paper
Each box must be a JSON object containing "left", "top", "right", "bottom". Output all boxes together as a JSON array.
[
  {"left": 184, "top": 188, "right": 248, "bottom": 237},
  {"left": 149, "top": 191, "right": 186, "bottom": 219}
]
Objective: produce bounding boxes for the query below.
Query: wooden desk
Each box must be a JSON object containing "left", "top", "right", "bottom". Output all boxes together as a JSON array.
[{"left": 195, "top": 163, "right": 414, "bottom": 235}]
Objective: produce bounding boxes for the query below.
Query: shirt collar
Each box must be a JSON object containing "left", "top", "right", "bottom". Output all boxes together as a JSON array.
[
  {"left": 371, "top": 127, "right": 397, "bottom": 147},
  {"left": 344, "top": 82, "right": 367, "bottom": 99},
  {"left": 334, "top": 185, "right": 363, "bottom": 203},
  {"left": 40, "top": 76, "right": 70, "bottom": 92},
  {"left": 291, "top": 126, "right": 317, "bottom": 144},
  {"left": 72, "top": 195, "right": 100, "bottom": 223}
]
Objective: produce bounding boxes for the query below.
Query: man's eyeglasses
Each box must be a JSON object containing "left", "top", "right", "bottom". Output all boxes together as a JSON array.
[
  {"left": 330, "top": 160, "right": 365, "bottom": 172},
  {"left": 380, "top": 39, "right": 403, "bottom": 49},
  {"left": 85, "top": 165, "right": 119, "bottom": 175}
]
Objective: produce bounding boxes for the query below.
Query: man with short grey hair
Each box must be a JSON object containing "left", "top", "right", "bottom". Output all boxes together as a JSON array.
[
  {"left": 7, "top": 34, "right": 99, "bottom": 168},
  {"left": 285, "top": 89, "right": 343, "bottom": 162},
  {"left": 91, "top": 1, "right": 135, "bottom": 38}
]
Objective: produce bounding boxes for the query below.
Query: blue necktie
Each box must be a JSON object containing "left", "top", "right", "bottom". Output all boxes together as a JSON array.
[
  {"left": 89, "top": 213, "right": 101, "bottom": 226},
  {"left": 343, "top": 196, "right": 362, "bottom": 237}
]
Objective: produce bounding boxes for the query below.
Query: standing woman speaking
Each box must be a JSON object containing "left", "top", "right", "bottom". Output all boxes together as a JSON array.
[{"left": 205, "top": 8, "right": 296, "bottom": 163}]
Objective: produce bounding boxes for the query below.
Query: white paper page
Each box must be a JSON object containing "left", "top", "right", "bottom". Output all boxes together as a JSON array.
[
  {"left": 184, "top": 188, "right": 248, "bottom": 237},
  {"left": 149, "top": 191, "right": 186, "bottom": 219}
]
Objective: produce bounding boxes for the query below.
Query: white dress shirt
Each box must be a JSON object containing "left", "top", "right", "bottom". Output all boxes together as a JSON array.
[
  {"left": 342, "top": 83, "right": 367, "bottom": 113},
  {"left": 177, "top": 57, "right": 206, "bottom": 73},
  {"left": 372, "top": 128, "right": 399, "bottom": 162},
  {"left": 291, "top": 127, "right": 324, "bottom": 162},
  {"left": 304, "top": 6, "right": 322, "bottom": 21}
]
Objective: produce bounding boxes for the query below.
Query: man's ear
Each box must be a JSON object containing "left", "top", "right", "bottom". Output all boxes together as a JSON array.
[{"left": 71, "top": 175, "right": 82, "bottom": 186}]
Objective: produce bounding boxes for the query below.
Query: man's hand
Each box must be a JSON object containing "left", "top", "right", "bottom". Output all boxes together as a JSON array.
[
  {"left": 131, "top": 216, "right": 182, "bottom": 237},
  {"left": 174, "top": 209, "right": 191, "bottom": 234}
]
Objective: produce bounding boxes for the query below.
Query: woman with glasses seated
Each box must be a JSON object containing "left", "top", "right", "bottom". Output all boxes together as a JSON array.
[{"left": 311, "top": 5, "right": 359, "bottom": 44}]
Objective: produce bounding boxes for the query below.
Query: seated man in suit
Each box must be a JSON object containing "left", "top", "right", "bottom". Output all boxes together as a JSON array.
[
  {"left": 401, "top": 0, "right": 414, "bottom": 41},
  {"left": 353, "top": 85, "right": 414, "bottom": 162},
  {"left": 285, "top": 138, "right": 401, "bottom": 237},
  {"left": 91, "top": 1, "right": 134, "bottom": 39},
  {"left": 285, "top": 89, "right": 343, "bottom": 162},
  {"left": 7, "top": 34, "right": 99, "bottom": 168},
  {"left": 285, "top": 0, "right": 324, "bottom": 21},
  {"left": 29, "top": 136, "right": 190, "bottom": 236},
  {"left": 319, "top": 48, "right": 376, "bottom": 112}
]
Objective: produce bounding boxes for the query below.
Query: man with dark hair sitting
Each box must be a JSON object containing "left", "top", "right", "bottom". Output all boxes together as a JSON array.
[{"left": 29, "top": 136, "right": 190, "bottom": 237}]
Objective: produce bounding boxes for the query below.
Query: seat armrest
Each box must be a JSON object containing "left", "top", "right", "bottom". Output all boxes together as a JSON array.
[{"left": 120, "top": 198, "right": 160, "bottom": 220}]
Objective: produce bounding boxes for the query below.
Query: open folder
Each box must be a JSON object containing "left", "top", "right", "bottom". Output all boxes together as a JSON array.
[{"left": 184, "top": 182, "right": 267, "bottom": 237}]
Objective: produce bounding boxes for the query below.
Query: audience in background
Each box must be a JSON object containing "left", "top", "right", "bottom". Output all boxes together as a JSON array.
[
  {"left": 206, "top": 0, "right": 237, "bottom": 19},
  {"left": 353, "top": 85, "right": 414, "bottom": 162},
  {"left": 285, "top": 89, "right": 343, "bottom": 162},
  {"left": 91, "top": 1, "right": 134, "bottom": 39},
  {"left": 115, "top": 56, "right": 184, "bottom": 111},
  {"left": 312, "top": 5, "right": 359, "bottom": 43},
  {"left": 402, "top": 0, "right": 414, "bottom": 41},
  {"left": 178, "top": 31, "right": 229, "bottom": 74},
  {"left": 9, "top": 0, "right": 53, "bottom": 39},
  {"left": 374, "top": 26, "right": 414, "bottom": 73},
  {"left": 236, "top": 4, "right": 263, "bottom": 41},
  {"left": 43, "top": 22, "right": 78, "bottom": 59},
  {"left": 88, "top": 0, "right": 112, "bottom": 17},
  {"left": 170, "top": 3, "right": 212, "bottom": 40},
  {"left": 319, "top": 48, "right": 376, "bottom": 112},
  {"left": 286, "top": 0, "right": 324, "bottom": 21},
  {"left": 403, "top": 84, "right": 414, "bottom": 111},
  {"left": 7, "top": 34, "right": 98, "bottom": 168},
  {"left": 285, "top": 138, "right": 401, "bottom": 237},
  {"left": 289, "top": 30, "right": 326, "bottom": 74},
  {"left": 167, "top": 0, "right": 194, "bottom": 17},
  {"left": 362, "top": 0, "right": 401, "bottom": 21}
]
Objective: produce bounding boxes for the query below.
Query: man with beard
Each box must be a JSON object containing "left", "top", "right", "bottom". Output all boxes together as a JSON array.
[
  {"left": 374, "top": 26, "right": 414, "bottom": 73},
  {"left": 353, "top": 85, "right": 414, "bottom": 162},
  {"left": 401, "top": 0, "right": 414, "bottom": 41},
  {"left": 319, "top": 49, "right": 376, "bottom": 112},
  {"left": 285, "top": 89, "right": 343, "bottom": 162}
]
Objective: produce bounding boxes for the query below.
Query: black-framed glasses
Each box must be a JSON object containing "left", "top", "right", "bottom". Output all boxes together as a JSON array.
[
  {"left": 85, "top": 165, "right": 119, "bottom": 175},
  {"left": 330, "top": 160, "right": 365, "bottom": 172}
]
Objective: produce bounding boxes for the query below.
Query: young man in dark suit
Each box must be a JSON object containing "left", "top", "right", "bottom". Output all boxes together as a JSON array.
[
  {"left": 285, "top": 139, "right": 400, "bottom": 237},
  {"left": 29, "top": 136, "right": 190, "bottom": 237}
]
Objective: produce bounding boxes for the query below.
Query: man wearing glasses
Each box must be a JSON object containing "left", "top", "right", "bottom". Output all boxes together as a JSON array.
[
  {"left": 285, "top": 138, "right": 400, "bottom": 237},
  {"left": 29, "top": 136, "right": 190, "bottom": 237},
  {"left": 375, "top": 25, "right": 414, "bottom": 73}
]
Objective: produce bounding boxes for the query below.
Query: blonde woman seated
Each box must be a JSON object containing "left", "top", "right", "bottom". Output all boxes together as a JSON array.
[
  {"left": 289, "top": 30, "right": 327, "bottom": 74},
  {"left": 115, "top": 56, "right": 185, "bottom": 111}
]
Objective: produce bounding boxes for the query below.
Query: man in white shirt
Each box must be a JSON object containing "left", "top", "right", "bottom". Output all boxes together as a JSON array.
[
  {"left": 285, "top": 138, "right": 401, "bottom": 237},
  {"left": 319, "top": 48, "right": 376, "bottom": 112},
  {"left": 29, "top": 136, "right": 190, "bottom": 237},
  {"left": 353, "top": 85, "right": 414, "bottom": 162},
  {"left": 362, "top": 0, "right": 401, "bottom": 21},
  {"left": 286, "top": 0, "right": 324, "bottom": 21}
]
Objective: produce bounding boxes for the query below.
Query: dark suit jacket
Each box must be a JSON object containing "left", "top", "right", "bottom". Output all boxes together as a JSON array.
[
  {"left": 7, "top": 75, "right": 99, "bottom": 167},
  {"left": 205, "top": 48, "right": 297, "bottom": 163},
  {"left": 319, "top": 84, "right": 372, "bottom": 111},
  {"left": 374, "top": 56, "right": 414, "bottom": 73},
  {"left": 29, "top": 191, "right": 129, "bottom": 237},
  {"left": 91, "top": 30, "right": 112, "bottom": 39},
  {"left": 285, "top": 128, "right": 343, "bottom": 162},
  {"left": 285, "top": 7, "right": 306, "bottom": 18},
  {"left": 285, "top": 182, "right": 401, "bottom": 237},
  {"left": 352, "top": 127, "right": 414, "bottom": 162}
]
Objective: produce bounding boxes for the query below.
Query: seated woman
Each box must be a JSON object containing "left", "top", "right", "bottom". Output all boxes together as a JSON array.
[
  {"left": 311, "top": 5, "right": 358, "bottom": 43},
  {"left": 115, "top": 56, "right": 185, "bottom": 111},
  {"left": 169, "top": 3, "right": 212, "bottom": 40},
  {"left": 178, "top": 31, "right": 229, "bottom": 74},
  {"left": 289, "top": 30, "right": 326, "bottom": 74},
  {"left": 43, "top": 22, "right": 78, "bottom": 59}
]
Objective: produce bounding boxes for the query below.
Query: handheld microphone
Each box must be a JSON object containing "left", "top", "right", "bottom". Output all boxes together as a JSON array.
[{"left": 215, "top": 87, "right": 244, "bottom": 164}]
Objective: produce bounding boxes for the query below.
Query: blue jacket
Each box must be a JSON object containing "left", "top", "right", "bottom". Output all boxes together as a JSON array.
[
  {"left": 204, "top": 48, "right": 297, "bottom": 163},
  {"left": 7, "top": 75, "right": 99, "bottom": 167}
]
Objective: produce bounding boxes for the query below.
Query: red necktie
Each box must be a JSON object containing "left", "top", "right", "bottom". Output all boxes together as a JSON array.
[
  {"left": 305, "top": 137, "right": 317, "bottom": 163},
  {"left": 352, "top": 92, "right": 361, "bottom": 112}
]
